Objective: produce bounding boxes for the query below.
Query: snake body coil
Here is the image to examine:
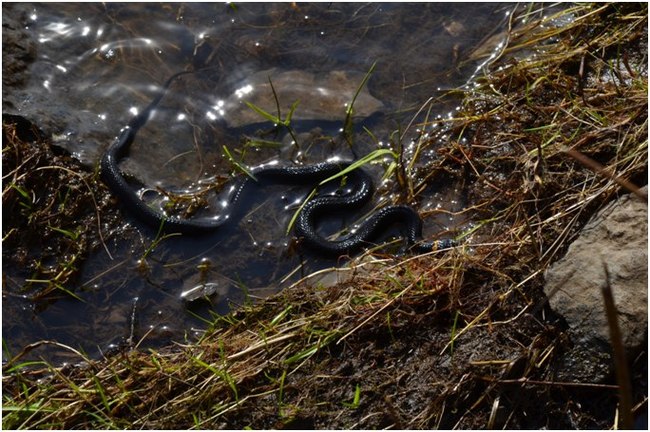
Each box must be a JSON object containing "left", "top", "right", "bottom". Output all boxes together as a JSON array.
[{"left": 100, "top": 70, "right": 455, "bottom": 257}]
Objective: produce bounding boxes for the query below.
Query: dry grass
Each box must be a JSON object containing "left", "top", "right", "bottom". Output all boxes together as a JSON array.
[{"left": 2, "top": 3, "right": 647, "bottom": 429}]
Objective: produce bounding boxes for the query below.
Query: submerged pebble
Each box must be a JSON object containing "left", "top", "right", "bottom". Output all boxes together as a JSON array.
[
  {"left": 180, "top": 282, "right": 220, "bottom": 302},
  {"left": 213, "top": 69, "right": 384, "bottom": 127}
]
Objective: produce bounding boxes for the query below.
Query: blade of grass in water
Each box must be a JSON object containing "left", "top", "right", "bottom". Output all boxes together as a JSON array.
[
  {"left": 223, "top": 145, "right": 255, "bottom": 181},
  {"left": 318, "top": 148, "right": 398, "bottom": 186},
  {"left": 343, "top": 61, "right": 377, "bottom": 149}
]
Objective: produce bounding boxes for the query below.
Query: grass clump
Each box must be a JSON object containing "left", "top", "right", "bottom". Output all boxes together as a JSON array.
[
  {"left": 2, "top": 3, "right": 647, "bottom": 429},
  {"left": 2, "top": 117, "right": 119, "bottom": 302}
]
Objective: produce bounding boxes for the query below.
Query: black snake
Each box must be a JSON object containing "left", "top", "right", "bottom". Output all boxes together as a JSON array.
[{"left": 100, "top": 70, "right": 456, "bottom": 257}]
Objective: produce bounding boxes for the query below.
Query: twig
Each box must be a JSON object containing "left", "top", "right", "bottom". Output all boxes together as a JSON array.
[
  {"left": 563, "top": 147, "right": 647, "bottom": 203},
  {"left": 601, "top": 261, "right": 634, "bottom": 430}
]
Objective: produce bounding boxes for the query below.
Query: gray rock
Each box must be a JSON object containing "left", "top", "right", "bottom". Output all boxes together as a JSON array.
[{"left": 544, "top": 186, "right": 648, "bottom": 382}]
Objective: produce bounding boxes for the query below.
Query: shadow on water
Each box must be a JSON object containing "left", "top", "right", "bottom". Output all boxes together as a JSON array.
[{"left": 3, "top": 2, "right": 513, "bottom": 362}]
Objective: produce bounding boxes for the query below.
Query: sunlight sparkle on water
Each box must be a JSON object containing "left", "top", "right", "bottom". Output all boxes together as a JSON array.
[
  {"left": 44, "top": 21, "right": 72, "bottom": 37},
  {"left": 235, "top": 84, "right": 253, "bottom": 99},
  {"left": 207, "top": 100, "right": 226, "bottom": 120},
  {"left": 284, "top": 198, "right": 303, "bottom": 211}
]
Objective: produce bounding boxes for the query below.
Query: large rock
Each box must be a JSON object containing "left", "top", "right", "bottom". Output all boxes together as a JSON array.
[{"left": 544, "top": 187, "right": 648, "bottom": 382}]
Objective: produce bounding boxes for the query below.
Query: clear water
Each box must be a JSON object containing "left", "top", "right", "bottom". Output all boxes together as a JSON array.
[{"left": 3, "top": 3, "right": 513, "bottom": 363}]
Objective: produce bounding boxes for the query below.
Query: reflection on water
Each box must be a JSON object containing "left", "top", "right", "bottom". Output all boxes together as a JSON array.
[{"left": 3, "top": 2, "right": 512, "bottom": 362}]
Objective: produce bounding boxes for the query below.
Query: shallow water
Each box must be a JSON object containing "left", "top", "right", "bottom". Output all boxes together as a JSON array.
[{"left": 3, "top": 3, "right": 513, "bottom": 362}]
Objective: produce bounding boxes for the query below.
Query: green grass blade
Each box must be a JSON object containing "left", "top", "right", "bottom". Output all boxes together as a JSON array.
[
  {"left": 284, "top": 100, "right": 300, "bottom": 125},
  {"left": 318, "top": 149, "right": 397, "bottom": 186},
  {"left": 343, "top": 61, "right": 377, "bottom": 145},
  {"left": 342, "top": 384, "right": 361, "bottom": 408},
  {"left": 223, "top": 145, "right": 256, "bottom": 180},
  {"left": 243, "top": 101, "right": 281, "bottom": 124},
  {"left": 285, "top": 187, "right": 317, "bottom": 235},
  {"left": 48, "top": 226, "right": 79, "bottom": 241}
]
